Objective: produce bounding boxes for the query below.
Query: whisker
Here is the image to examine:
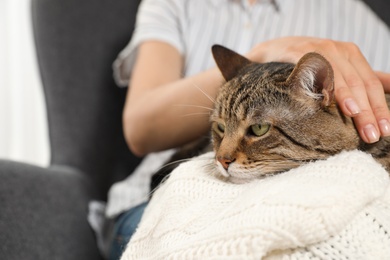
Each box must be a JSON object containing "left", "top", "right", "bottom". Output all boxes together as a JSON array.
[
  {"left": 155, "top": 158, "right": 193, "bottom": 173},
  {"left": 147, "top": 173, "right": 171, "bottom": 198},
  {"left": 181, "top": 112, "right": 211, "bottom": 118},
  {"left": 147, "top": 156, "right": 215, "bottom": 198},
  {"left": 190, "top": 82, "right": 215, "bottom": 104},
  {"left": 157, "top": 156, "right": 214, "bottom": 172},
  {"left": 173, "top": 104, "right": 214, "bottom": 111}
]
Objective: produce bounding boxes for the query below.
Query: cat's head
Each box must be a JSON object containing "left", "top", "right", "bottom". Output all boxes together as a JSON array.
[{"left": 210, "top": 45, "right": 360, "bottom": 183}]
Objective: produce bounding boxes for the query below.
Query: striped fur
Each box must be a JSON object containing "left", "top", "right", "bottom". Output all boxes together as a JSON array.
[{"left": 211, "top": 45, "right": 390, "bottom": 183}]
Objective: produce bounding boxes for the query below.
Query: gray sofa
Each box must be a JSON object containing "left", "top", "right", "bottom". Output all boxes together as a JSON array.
[
  {"left": 0, "top": 0, "right": 389, "bottom": 259},
  {"left": 0, "top": 0, "right": 141, "bottom": 259}
]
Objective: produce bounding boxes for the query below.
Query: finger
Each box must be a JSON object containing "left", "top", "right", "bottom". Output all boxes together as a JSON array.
[
  {"left": 333, "top": 70, "right": 361, "bottom": 116},
  {"left": 331, "top": 57, "right": 380, "bottom": 143},
  {"left": 350, "top": 57, "right": 390, "bottom": 137},
  {"left": 375, "top": 71, "right": 390, "bottom": 93}
]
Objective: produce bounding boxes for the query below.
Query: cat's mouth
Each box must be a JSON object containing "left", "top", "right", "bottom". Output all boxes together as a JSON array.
[
  {"left": 216, "top": 161, "right": 230, "bottom": 178},
  {"left": 215, "top": 160, "right": 269, "bottom": 184},
  {"left": 214, "top": 158, "right": 307, "bottom": 184}
]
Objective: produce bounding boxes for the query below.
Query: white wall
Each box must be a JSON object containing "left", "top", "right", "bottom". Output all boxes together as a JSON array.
[{"left": 0, "top": 0, "right": 49, "bottom": 167}]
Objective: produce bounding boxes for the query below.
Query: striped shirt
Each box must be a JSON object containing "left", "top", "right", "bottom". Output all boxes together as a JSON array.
[
  {"left": 113, "top": 0, "right": 390, "bottom": 87},
  {"left": 107, "top": 0, "right": 390, "bottom": 218}
]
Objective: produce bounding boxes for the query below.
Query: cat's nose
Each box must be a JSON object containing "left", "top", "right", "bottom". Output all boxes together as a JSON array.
[{"left": 217, "top": 156, "right": 235, "bottom": 170}]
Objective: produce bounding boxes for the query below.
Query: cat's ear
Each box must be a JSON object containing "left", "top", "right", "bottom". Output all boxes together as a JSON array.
[
  {"left": 212, "top": 45, "right": 251, "bottom": 82},
  {"left": 287, "top": 52, "right": 334, "bottom": 107}
]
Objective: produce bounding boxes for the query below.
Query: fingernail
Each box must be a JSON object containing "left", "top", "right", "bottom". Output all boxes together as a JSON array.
[
  {"left": 344, "top": 98, "right": 361, "bottom": 116},
  {"left": 379, "top": 119, "right": 390, "bottom": 136},
  {"left": 363, "top": 124, "right": 380, "bottom": 143}
]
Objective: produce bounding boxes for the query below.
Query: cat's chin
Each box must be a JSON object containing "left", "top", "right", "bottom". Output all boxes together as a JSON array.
[
  {"left": 211, "top": 173, "right": 253, "bottom": 184},
  {"left": 226, "top": 177, "right": 254, "bottom": 184}
]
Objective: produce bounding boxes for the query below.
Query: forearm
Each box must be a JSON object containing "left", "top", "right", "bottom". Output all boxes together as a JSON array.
[
  {"left": 124, "top": 37, "right": 390, "bottom": 156},
  {"left": 124, "top": 67, "right": 223, "bottom": 156}
]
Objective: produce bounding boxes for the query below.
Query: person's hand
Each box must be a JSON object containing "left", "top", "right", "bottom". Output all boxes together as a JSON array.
[{"left": 247, "top": 36, "right": 390, "bottom": 143}]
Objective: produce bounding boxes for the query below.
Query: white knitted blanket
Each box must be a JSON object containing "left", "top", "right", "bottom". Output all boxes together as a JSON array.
[{"left": 121, "top": 150, "right": 390, "bottom": 259}]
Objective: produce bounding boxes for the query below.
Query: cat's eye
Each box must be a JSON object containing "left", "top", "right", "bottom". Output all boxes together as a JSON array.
[
  {"left": 250, "top": 123, "right": 270, "bottom": 137},
  {"left": 216, "top": 122, "right": 225, "bottom": 133}
]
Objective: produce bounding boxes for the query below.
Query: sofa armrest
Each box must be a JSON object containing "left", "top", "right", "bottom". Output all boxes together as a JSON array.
[{"left": 0, "top": 160, "right": 101, "bottom": 260}]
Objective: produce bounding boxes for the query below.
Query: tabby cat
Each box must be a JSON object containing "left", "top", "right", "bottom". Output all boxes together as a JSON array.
[
  {"left": 210, "top": 44, "right": 390, "bottom": 183},
  {"left": 151, "top": 45, "right": 390, "bottom": 189}
]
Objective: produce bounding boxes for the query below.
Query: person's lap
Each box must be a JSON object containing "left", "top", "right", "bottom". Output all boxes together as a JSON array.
[{"left": 109, "top": 202, "right": 148, "bottom": 260}]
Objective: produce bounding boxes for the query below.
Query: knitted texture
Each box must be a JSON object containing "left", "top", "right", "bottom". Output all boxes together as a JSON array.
[{"left": 121, "top": 150, "right": 390, "bottom": 259}]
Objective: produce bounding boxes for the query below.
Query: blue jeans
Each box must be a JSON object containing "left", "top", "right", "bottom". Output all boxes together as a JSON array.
[{"left": 108, "top": 202, "right": 148, "bottom": 260}]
